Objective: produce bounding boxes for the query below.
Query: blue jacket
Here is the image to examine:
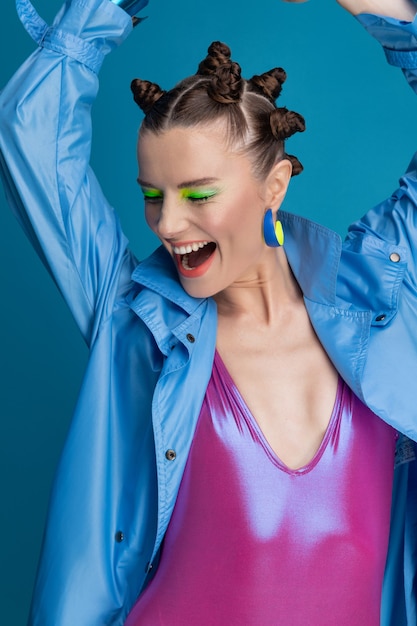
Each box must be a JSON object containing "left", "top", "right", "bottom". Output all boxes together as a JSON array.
[{"left": 1, "top": 1, "right": 417, "bottom": 624}]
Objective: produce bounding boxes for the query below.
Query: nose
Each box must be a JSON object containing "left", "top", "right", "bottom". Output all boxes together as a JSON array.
[{"left": 151, "top": 197, "right": 189, "bottom": 241}]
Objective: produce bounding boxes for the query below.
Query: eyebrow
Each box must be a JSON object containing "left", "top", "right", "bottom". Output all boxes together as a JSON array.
[{"left": 137, "top": 177, "right": 220, "bottom": 189}]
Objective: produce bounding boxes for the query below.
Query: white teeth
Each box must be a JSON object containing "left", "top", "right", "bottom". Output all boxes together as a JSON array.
[
  {"left": 173, "top": 241, "right": 208, "bottom": 255},
  {"left": 181, "top": 255, "right": 192, "bottom": 270}
]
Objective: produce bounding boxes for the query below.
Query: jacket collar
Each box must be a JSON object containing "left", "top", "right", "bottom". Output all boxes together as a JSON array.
[
  {"left": 129, "top": 247, "right": 209, "bottom": 355},
  {"left": 131, "top": 246, "right": 205, "bottom": 314},
  {"left": 280, "top": 211, "right": 342, "bottom": 305}
]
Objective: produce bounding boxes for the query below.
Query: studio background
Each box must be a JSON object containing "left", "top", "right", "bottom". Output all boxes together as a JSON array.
[{"left": 0, "top": 0, "right": 415, "bottom": 623}]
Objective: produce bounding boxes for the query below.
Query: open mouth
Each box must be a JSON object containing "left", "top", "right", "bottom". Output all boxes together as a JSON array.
[{"left": 173, "top": 241, "right": 217, "bottom": 277}]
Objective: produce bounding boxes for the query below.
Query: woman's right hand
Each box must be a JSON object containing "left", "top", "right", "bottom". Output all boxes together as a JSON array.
[{"left": 336, "top": 0, "right": 416, "bottom": 19}]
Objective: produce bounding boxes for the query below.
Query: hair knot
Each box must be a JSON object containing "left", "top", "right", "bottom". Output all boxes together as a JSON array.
[
  {"left": 206, "top": 63, "right": 243, "bottom": 104},
  {"left": 285, "top": 153, "right": 304, "bottom": 177},
  {"left": 197, "top": 41, "right": 232, "bottom": 76},
  {"left": 270, "top": 107, "right": 305, "bottom": 141},
  {"left": 130, "top": 79, "right": 166, "bottom": 115},
  {"left": 197, "top": 42, "right": 243, "bottom": 104},
  {"left": 248, "top": 68, "right": 287, "bottom": 103}
]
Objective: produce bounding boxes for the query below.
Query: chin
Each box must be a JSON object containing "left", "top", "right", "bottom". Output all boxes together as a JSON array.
[
  {"left": 179, "top": 279, "right": 217, "bottom": 300},
  {"left": 178, "top": 271, "right": 230, "bottom": 300}
]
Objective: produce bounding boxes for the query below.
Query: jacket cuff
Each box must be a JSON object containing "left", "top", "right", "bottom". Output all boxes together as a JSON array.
[
  {"left": 17, "top": 0, "right": 133, "bottom": 74},
  {"left": 356, "top": 12, "right": 417, "bottom": 67},
  {"left": 111, "top": 0, "right": 148, "bottom": 18}
]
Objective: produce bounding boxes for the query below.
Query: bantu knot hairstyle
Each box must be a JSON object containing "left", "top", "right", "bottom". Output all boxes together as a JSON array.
[{"left": 130, "top": 41, "right": 306, "bottom": 178}]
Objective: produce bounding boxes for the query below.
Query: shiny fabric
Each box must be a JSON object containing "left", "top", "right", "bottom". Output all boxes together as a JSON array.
[
  {"left": 1, "top": 2, "right": 417, "bottom": 625},
  {"left": 127, "top": 355, "right": 396, "bottom": 625}
]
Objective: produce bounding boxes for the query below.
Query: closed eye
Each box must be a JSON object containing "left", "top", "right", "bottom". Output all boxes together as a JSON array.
[
  {"left": 182, "top": 190, "right": 218, "bottom": 203},
  {"left": 141, "top": 187, "right": 163, "bottom": 204}
]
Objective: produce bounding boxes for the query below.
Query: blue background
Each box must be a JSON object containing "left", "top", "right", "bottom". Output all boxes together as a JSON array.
[{"left": 0, "top": 0, "right": 415, "bottom": 623}]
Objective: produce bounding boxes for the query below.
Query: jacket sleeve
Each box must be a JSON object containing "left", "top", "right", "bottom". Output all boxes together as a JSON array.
[
  {"left": 0, "top": 0, "right": 136, "bottom": 345},
  {"left": 346, "top": 14, "right": 417, "bottom": 284}
]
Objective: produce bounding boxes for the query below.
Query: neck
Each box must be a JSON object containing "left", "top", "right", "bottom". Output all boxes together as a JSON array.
[{"left": 214, "top": 248, "right": 302, "bottom": 326}]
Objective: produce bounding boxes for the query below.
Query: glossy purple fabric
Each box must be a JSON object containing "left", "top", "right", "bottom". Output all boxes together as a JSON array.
[{"left": 126, "top": 353, "right": 396, "bottom": 625}]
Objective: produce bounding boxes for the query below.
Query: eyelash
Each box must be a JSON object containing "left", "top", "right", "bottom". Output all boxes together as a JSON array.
[
  {"left": 143, "top": 195, "right": 163, "bottom": 205},
  {"left": 187, "top": 194, "right": 214, "bottom": 203},
  {"left": 142, "top": 192, "right": 217, "bottom": 204}
]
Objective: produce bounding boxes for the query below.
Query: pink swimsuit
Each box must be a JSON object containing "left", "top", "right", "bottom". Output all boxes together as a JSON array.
[{"left": 126, "top": 352, "right": 396, "bottom": 625}]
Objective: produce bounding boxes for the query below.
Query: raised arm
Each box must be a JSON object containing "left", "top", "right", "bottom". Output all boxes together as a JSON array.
[
  {"left": 285, "top": 0, "right": 416, "bottom": 18},
  {"left": 344, "top": 7, "right": 417, "bottom": 271},
  {"left": 283, "top": 0, "right": 417, "bottom": 440},
  {"left": 0, "top": 0, "right": 141, "bottom": 345},
  {"left": 331, "top": 4, "right": 417, "bottom": 438}
]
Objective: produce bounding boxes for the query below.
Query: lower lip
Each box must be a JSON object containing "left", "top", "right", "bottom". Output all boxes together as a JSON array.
[{"left": 174, "top": 249, "right": 216, "bottom": 279}]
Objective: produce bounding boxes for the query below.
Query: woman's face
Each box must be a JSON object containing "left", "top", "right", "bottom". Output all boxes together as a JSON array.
[{"left": 137, "top": 124, "right": 286, "bottom": 299}]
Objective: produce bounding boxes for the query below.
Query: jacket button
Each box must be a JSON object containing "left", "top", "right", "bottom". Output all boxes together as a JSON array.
[
  {"left": 115, "top": 531, "right": 124, "bottom": 543},
  {"left": 186, "top": 333, "right": 195, "bottom": 343},
  {"left": 375, "top": 314, "right": 386, "bottom": 322},
  {"left": 165, "top": 449, "right": 176, "bottom": 461},
  {"left": 145, "top": 561, "right": 153, "bottom": 573},
  {"left": 389, "top": 252, "right": 401, "bottom": 263}
]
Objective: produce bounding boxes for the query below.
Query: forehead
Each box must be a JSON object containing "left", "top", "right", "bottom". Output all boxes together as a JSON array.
[{"left": 137, "top": 125, "right": 252, "bottom": 186}]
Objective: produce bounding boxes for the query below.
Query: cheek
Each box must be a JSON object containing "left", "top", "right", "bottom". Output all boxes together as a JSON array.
[
  {"left": 230, "top": 193, "right": 264, "bottom": 241},
  {"left": 144, "top": 204, "right": 159, "bottom": 232}
]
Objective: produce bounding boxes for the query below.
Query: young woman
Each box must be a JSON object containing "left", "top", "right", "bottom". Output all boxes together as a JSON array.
[{"left": 1, "top": 0, "right": 417, "bottom": 624}]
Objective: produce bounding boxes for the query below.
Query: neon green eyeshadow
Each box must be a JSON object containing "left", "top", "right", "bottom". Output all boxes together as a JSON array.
[
  {"left": 141, "top": 187, "right": 163, "bottom": 198},
  {"left": 180, "top": 189, "right": 218, "bottom": 199}
]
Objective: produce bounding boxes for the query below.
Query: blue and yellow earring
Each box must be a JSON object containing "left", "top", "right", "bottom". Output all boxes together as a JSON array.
[{"left": 263, "top": 209, "right": 284, "bottom": 247}]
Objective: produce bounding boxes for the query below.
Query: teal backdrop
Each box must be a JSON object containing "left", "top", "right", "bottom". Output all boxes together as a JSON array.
[{"left": 0, "top": 0, "right": 416, "bottom": 623}]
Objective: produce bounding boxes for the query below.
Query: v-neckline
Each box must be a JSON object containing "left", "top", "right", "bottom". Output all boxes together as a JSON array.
[{"left": 213, "top": 350, "right": 343, "bottom": 475}]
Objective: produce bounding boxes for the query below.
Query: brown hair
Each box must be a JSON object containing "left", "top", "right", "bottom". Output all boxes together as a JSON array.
[{"left": 131, "top": 41, "right": 305, "bottom": 180}]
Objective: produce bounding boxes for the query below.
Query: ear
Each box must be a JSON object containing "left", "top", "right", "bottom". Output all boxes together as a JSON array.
[{"left": 264, "top": 158, "right": 292, "bottom": 210}]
